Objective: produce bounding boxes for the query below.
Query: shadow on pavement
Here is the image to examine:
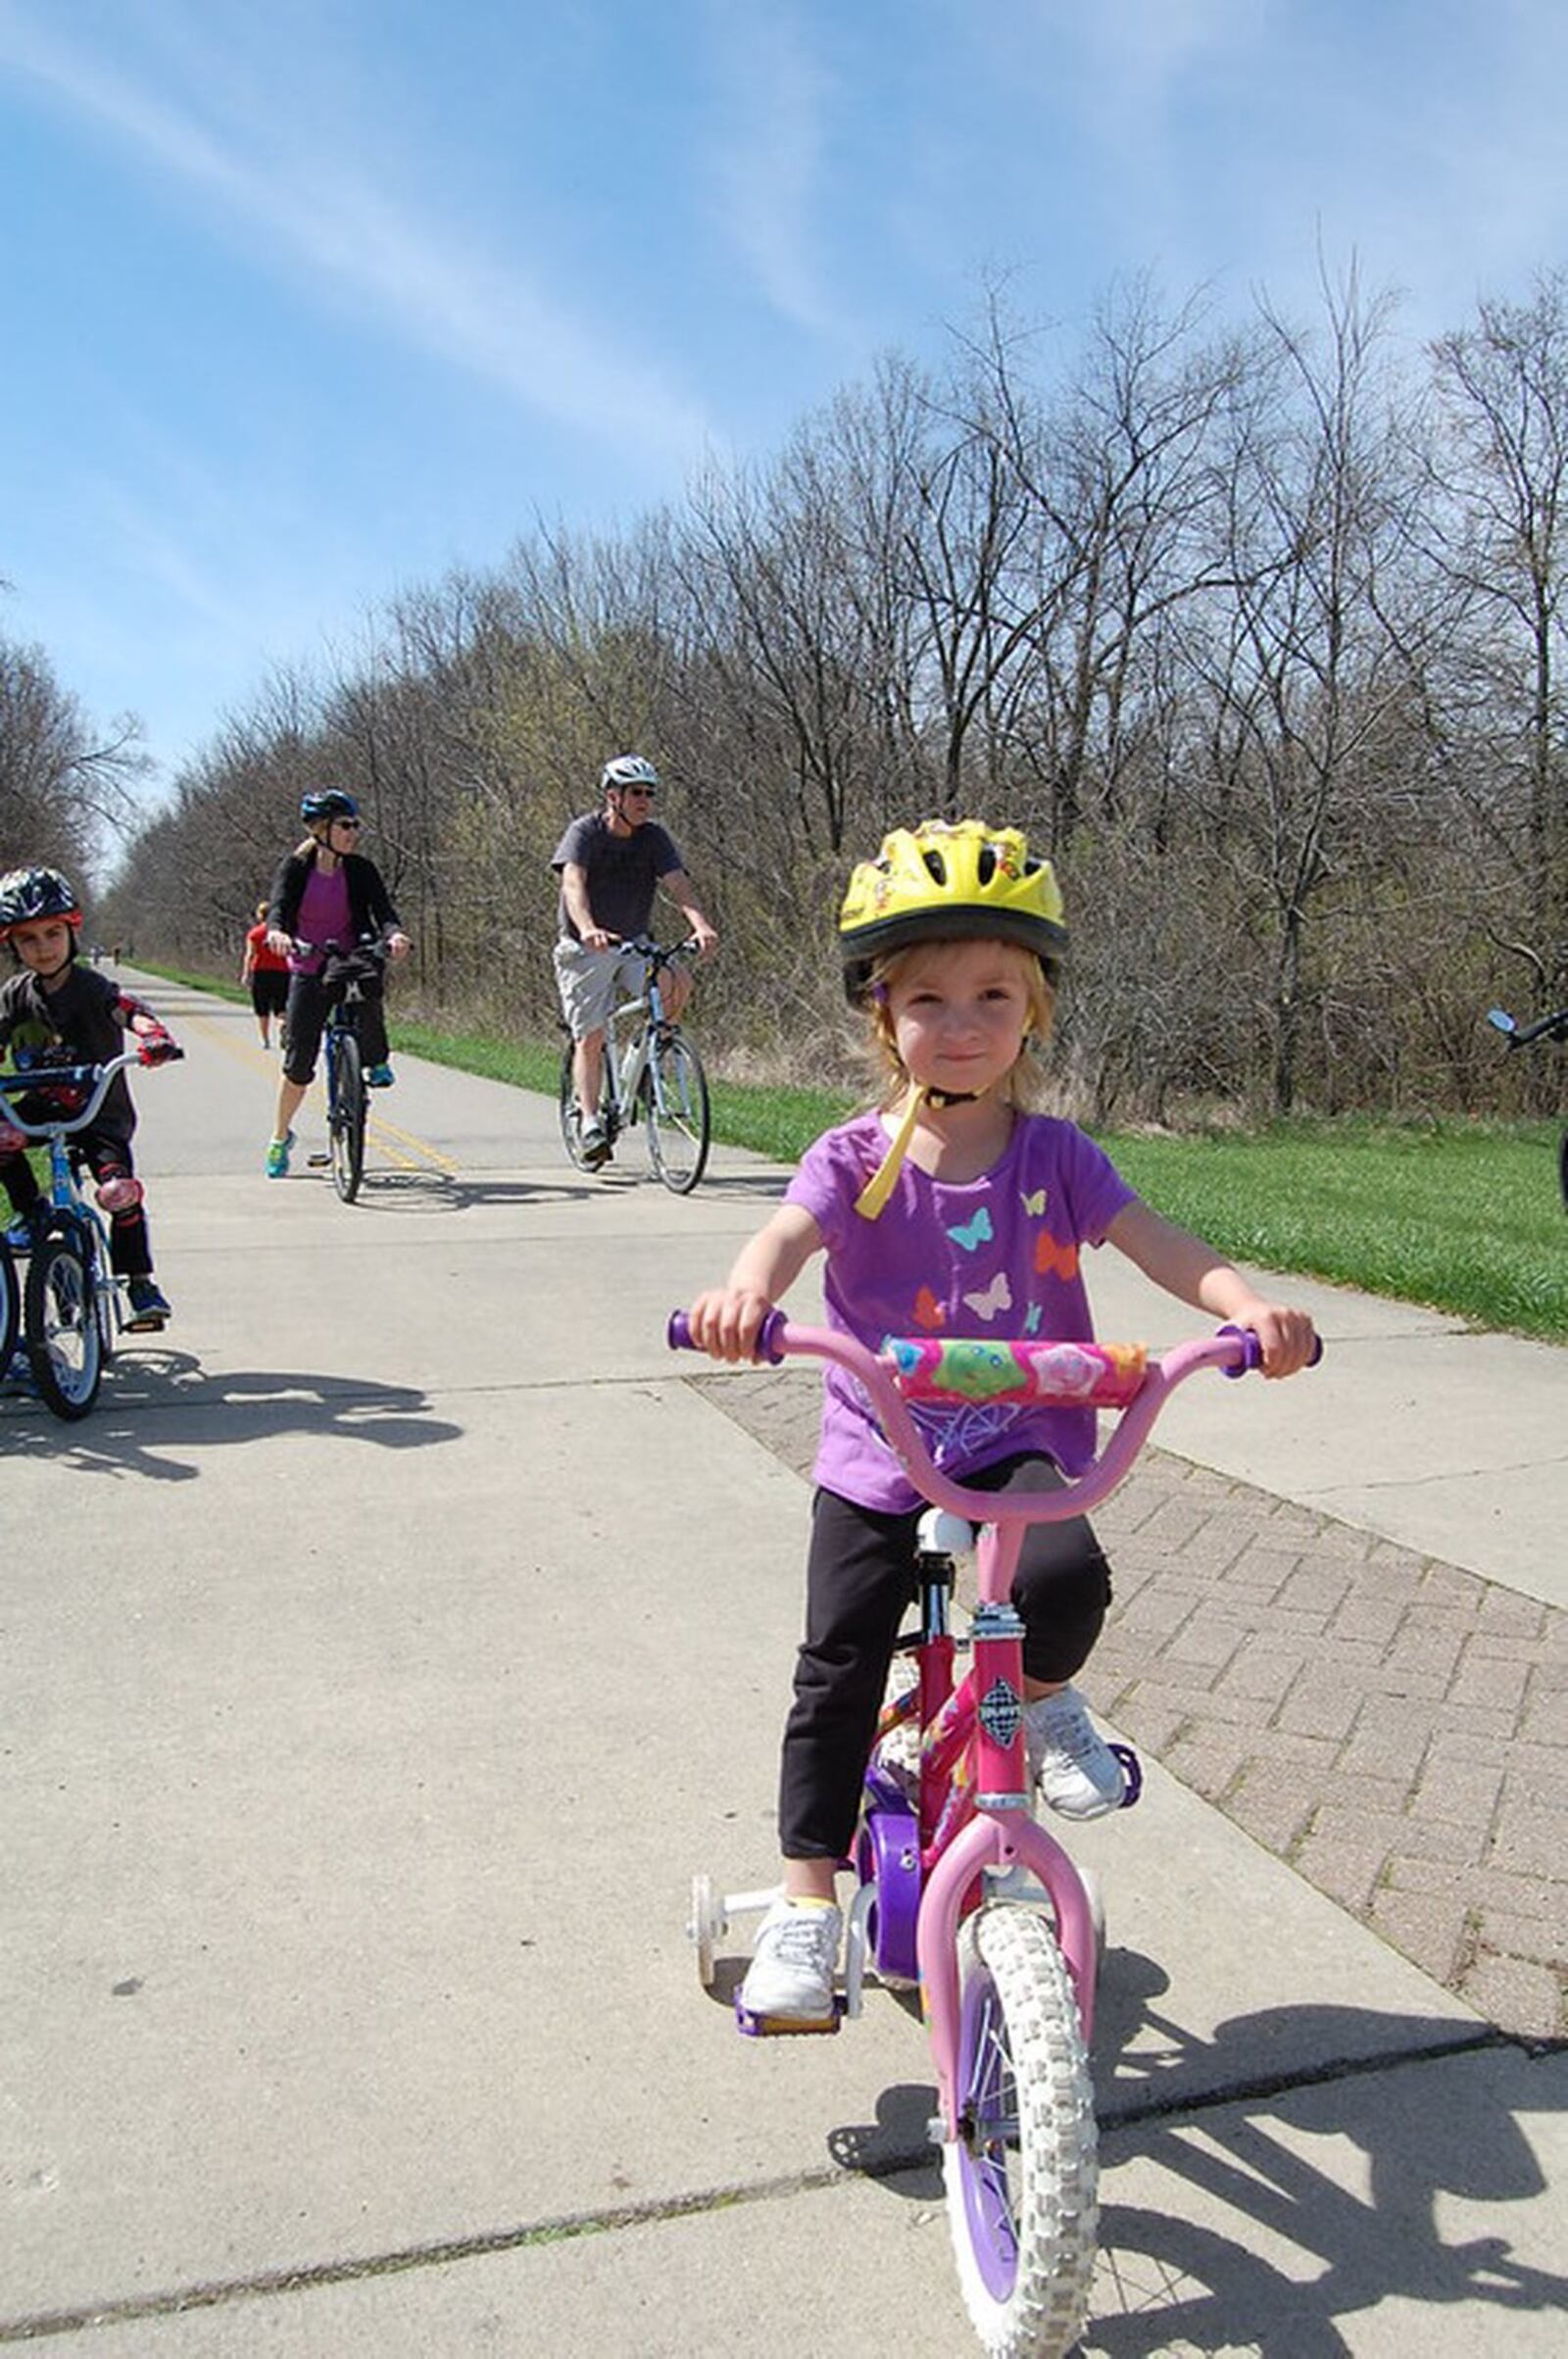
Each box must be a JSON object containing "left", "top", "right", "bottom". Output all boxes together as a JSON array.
[
  {"left": 0, "top": 1348, "right": 462, "bottom": 1477},
  {"left": 822, "top": 1943, "right": 1567, "bottom": 2355},
  {"left": 1087, "top": 2048, "right": 1567, "bottom": 2355}
]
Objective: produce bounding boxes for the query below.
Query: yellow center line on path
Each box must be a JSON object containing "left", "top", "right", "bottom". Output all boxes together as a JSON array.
[
  {"left": 163, "top": 1004, "right": 463, "bottom": 1176},
  {"left": 365, "top": 1108, "right": 462, "bottom": 1174}
]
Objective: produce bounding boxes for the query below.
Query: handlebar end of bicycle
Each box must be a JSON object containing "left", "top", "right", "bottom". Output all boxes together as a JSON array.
[
  {"left": 666, "top": 1305, "right": 788, "bottom": 1365},
  {"left": 1217, "top": 1322, "right": 1324, "bottom": 1377}
]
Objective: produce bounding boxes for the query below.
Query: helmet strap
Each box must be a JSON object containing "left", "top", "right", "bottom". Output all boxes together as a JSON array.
[
  {"left": 853, "top": 1081, "right": 989, "bottom": 1220},
  {"left": 855, "top": 1085, "right": 928, "bottom": 1220}
]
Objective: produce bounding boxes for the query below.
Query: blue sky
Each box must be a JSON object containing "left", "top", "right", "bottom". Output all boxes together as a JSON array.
[{"left": 4, "top": 0, "right": 1568, "bottom": 820}]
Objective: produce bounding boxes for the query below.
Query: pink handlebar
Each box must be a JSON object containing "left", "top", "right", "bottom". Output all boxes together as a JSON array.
[{"left": 666, "top": 1311, "right": 1319, "bottom": 1527}]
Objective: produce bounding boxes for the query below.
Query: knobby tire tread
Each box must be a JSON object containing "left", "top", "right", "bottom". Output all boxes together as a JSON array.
[{"left": 943, "top": 1903, "right": 1099, "bottom": 2359}]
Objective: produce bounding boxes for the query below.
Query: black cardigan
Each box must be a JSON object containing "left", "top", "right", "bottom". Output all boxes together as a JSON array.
[{"left": 267, "top": 849, "right": 402, "bottom": 946}]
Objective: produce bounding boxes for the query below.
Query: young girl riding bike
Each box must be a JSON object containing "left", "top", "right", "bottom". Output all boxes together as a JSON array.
[{"left": 682, "top": 817, "right": 1317, "bottom": 2029}]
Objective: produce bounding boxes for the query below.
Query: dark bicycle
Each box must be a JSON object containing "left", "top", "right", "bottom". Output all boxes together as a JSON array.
[
  {"left": 1487, "top": 1005, "right": 1568, "bottom": 1212},
  {"left": 295, "top": 937, "right": 390, "bottom": 1204}
]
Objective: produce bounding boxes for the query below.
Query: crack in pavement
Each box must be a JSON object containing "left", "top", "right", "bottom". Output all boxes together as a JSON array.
[{"left": 1, "top": 2028, "right": 1540, "bottom": 2344}]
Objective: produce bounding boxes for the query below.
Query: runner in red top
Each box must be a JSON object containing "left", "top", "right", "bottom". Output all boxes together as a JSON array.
[{"left": 240, "top": 902, "right": 290, "bottom": 1049}]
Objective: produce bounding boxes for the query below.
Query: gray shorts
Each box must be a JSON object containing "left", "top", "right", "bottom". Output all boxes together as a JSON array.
[{"left": 554, "top": 939, "right": 650, "bottom": 1040}]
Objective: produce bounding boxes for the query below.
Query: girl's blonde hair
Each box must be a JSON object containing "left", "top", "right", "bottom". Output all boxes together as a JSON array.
[{"left": 862, "top": 937, "right": 1056, "bottom": 1109}]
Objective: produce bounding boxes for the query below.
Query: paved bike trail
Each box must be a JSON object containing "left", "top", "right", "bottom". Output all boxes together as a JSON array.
[{"left": 2, "top": 977, "right": 1564, "bottom": 2355}]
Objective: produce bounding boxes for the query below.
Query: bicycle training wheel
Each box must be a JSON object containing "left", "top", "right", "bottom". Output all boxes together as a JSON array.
[
  {"left": 942, "top": 1904, "right": 1098, "bottom": 2359},
  {"left": 24, "top": 1225, "right": 104, "bottom": 1419},
  {"left": 329, "top": 1032, "right": 367, "bottom": 1204},
  {"left": 558, "top": 1044, "right": 598, "bottom": 1172},
  {"left": 644, "top": 1030, "right": 710, "bottom": 1194},
  {"left": 1, "top": 1241, "right": 19, "bottom": 1382}
]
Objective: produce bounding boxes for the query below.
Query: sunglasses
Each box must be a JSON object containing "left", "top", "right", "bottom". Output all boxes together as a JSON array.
[
  {"left": 620, "top": 786, "right": 656, "bottom": 801},
  {"left": 332, "top": 816, "right": 363, "bottom": 831}
]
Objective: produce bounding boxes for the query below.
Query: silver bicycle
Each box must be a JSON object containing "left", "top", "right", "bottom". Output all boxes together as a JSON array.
[{"left": 559, "top": 935, "right": 711, "bottom": 1194}]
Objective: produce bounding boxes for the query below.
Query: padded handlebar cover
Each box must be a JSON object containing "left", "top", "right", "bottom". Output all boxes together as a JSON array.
[{"left": 883, "top": 1336, "right": 1148, "bottom": 1405}]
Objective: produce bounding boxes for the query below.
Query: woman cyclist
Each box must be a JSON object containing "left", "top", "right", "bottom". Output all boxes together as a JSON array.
[{"left": 263, "top": 792, "right": 411, "bottom": 1179}]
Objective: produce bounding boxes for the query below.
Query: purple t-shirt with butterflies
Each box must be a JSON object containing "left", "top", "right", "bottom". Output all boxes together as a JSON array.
[{"left": 785, "top": 1110, "right": 1139, "bottom": 1513}]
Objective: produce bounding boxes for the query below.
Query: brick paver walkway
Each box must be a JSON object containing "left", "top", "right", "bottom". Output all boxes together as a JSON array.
[{"left": 689, "top": 1365, "right": 1568, "bottom": 2045}]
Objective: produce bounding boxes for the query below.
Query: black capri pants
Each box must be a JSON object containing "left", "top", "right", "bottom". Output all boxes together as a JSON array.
[
  {"left": 281, "top": 956, "right": 389, "bottom": 1086},
  {"left": 778, "top": 1450, "right": 1112, "bottom": 1862}
]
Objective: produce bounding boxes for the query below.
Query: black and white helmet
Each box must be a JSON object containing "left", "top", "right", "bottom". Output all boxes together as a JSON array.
[
  {"left": 300, "top": 789, "right": 360, "bottom": 825},
  {"left": 0, "top": 865, "right": 82, "bottom": 941},
  {"left": 600, "top": 755, "right": 659, "bottom": 797}
]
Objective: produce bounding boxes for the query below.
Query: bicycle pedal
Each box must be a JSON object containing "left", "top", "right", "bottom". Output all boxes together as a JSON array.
[
  {"left": 306, "top": 1151, "right": 330, "bottom": 1167},
  {"left": 1110, "top": 1744, "right": 1144, "bottom": 1807},
  {"left": 121, "top": 1312, "right": 167, "bottom": 1335},
  {"left": 734, "top": 1996, "right": 843, "bottom": 2038}
]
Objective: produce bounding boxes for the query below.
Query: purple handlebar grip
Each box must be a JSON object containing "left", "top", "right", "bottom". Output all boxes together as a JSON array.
[
  {"left": 665, "top": 1306, "right": 788, "bottom": 1365},
  {"left": 1217, "top": 1322, "right": 1324, "bottom": 1377}
]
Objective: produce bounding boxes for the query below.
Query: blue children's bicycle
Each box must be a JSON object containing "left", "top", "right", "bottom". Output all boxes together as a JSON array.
[{"left": 1, "top": 1049, "right": 181, "bottom": 1419}]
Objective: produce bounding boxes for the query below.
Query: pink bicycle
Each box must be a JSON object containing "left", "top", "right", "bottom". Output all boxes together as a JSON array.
[{"left": 669, "top": 1309, "right": 1315, "bottom": 2359}]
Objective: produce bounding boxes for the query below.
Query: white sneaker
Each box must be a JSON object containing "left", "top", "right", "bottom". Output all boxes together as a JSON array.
[
  {"left": 737, "top": 1896, "right": 843, "bottom": 2023},
  {"left": 1023, "top": 1685, "right": 1127, "bottom": 1820},
  {"left": 579, "top": 1117, "right": 611, "bottom": 1168}
]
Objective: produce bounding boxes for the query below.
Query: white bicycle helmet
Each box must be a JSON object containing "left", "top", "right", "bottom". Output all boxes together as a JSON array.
[{"left": 601, "top": 755, "right": 660, "bottom": 796}]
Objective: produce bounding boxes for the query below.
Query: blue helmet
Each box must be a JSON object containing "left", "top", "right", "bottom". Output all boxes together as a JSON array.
[
  {"left": 0, "top": 865, "right": 82, "bottom": 942},
  {"left": 301, "top": 790, "right": 360, "bottom": 825}
]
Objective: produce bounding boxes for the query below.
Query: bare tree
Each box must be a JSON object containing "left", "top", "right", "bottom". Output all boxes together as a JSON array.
[
  {"left": 0, "top": 635, "right": 146, "bottom": 885},
  {"left": 1430, "top": 271, "right": 1568, "bottom": 1001},
  {"left": 1188, "top": 262, "right": 1445, "bottom": 1111}
]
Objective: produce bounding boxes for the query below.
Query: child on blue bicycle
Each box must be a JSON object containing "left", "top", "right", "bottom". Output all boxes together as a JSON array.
[
  {"left": 0, "top": 866, "right": 180, "bottom": 1331},
  {"left": 682, "top": 818, "right": 1317, "bottom": 2027}
]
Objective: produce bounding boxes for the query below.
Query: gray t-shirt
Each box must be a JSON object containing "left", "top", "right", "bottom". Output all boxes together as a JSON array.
[{"left": 551, "top": 812, "right": 684, "bottom": 943}]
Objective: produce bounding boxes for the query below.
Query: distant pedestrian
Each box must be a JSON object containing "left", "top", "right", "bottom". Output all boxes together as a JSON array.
[{"left": 240, "top": 902, "right": 290, "bottom": 1049}]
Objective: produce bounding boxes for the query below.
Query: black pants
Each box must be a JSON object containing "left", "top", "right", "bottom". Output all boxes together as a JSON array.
[
  {"left": 1, "top": 1130, "right": 153, "bottom": 1277},
  {"left": 282, "top": 959, "right": 388, "bottom": 1085},
  {"left": 778, "top": 1453, "right": 1113, "bottom": 1862}
]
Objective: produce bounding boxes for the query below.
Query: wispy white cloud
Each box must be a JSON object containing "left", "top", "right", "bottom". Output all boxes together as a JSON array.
[
  {"left": 701, "top": 0, "right": 852, "bottom": 343},
  {"left": 0, "top": 5, "right": 712, "bottom": 464}
]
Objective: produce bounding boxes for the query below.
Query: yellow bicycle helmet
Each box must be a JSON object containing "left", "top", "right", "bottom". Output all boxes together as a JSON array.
[
  {"left": 838, "top": 820, "right": 1068, "bottom": 1218},
  {"left": 838, "top": 817, "right": 1067, "bottom": 1001}
]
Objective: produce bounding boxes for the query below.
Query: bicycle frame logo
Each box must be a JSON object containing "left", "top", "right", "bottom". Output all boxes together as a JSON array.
[{"left": 976, "top": 1676, "right": 1023, "bottom": 1750}]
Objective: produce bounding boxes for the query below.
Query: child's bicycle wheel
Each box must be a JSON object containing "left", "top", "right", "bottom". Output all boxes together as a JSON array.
[
  {"left": 942, "top": 1902, "right": 1098, "bottom": 2359},
  {"left": 1, "top": 1240, "right": 19, "bottom": 1379},
  {"left": 24, "top": 1220, "right": 104, "bottom": 1419}
]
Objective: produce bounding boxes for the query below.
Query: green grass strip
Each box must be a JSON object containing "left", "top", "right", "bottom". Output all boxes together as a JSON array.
[{"left": 134, "top": 965, "right": 1566, "bottom": 1342}]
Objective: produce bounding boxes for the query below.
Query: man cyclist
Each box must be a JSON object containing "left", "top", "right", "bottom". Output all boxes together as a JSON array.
[{"left": 552, "top": 756, "right": 718, "bottom": 1167}]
